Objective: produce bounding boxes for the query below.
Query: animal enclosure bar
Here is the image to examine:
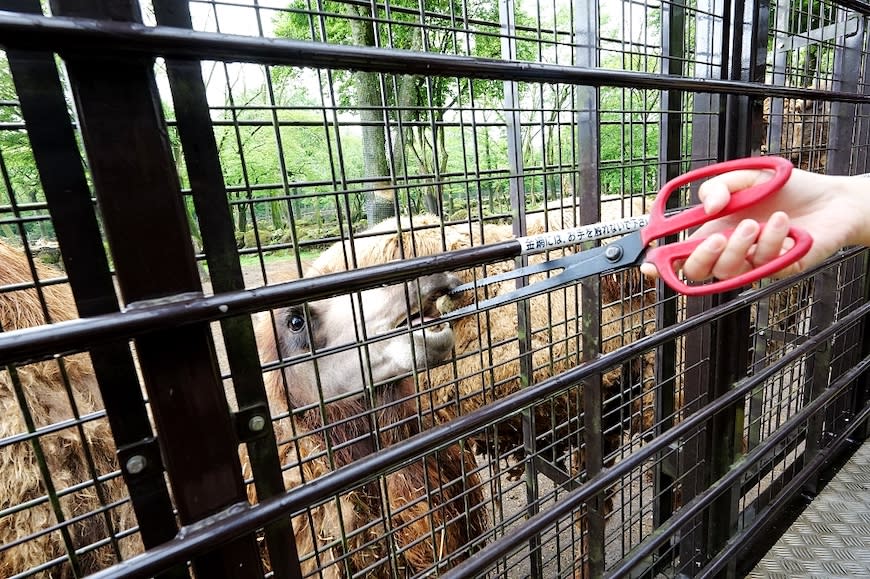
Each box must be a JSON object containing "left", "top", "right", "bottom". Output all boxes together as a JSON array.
[{"left": 0, "top": 1, "right": 868, "bottom": 578}]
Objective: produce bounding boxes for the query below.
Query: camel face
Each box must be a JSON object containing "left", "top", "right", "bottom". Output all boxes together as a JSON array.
[{"left": 264, "top": 272, "right": 460, "bottom": 406}]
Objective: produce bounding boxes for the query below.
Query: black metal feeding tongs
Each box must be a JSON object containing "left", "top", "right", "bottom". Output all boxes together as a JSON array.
[{"left": 447, "top": 157, "right": 813, "bottom": 317}]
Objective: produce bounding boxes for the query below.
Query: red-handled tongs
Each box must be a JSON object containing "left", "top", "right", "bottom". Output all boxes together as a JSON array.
[{"left": 448, "top": 157, "right": 813, "bottom": 316}]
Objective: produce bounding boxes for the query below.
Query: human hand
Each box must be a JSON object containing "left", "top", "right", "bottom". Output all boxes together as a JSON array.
[{"left": 640, "top": 163, "right": 867, "bottom": 284}]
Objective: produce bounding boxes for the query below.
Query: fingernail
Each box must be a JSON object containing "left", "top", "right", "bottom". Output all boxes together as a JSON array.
[
  {"left": 640, "top": 263, "right": 657, "bottom": 277},
  {"left": 701, "top": 235, "right": 726, "bottom": 252},
  {"left": 769, "top": 211, "right": 788, "bottom": 229},
  {"left": 737, "top": 220, "right": 758, "bottom": 239}
]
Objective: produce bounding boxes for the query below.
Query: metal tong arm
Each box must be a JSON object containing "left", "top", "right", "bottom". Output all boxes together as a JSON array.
[
  {"left": 448, "top": 252, "right": 586, "bottom": 296},
  {"left": 445, "top": 233, "right": 646, "bottom": 319}
]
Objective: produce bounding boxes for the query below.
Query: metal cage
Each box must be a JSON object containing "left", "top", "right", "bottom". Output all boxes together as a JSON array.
[{"left": 0, "top": 0, "right": 868, "bottom": 578}]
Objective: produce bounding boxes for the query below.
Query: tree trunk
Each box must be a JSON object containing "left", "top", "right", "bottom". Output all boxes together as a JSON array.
[
  {"left": 392, "top": 74, "right": 417, "bottom": 181},
  {"left": 347, "top": 6, "right": 394, "bottom": 226}
]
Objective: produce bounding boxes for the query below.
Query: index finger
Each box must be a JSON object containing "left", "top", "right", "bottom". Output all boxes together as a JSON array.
[{"left": 699, "top": 169, "right": 774, "bottom": 215}]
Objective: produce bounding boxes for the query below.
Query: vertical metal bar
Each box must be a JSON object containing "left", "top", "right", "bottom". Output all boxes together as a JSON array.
[
  {"left": 827, "top": 25, "right": 863, "bottom": 176},
  {"left": 855, "top": 26, "right": 870, "bottom": 441},
  {"left": 855, "top": 26, "right": 870, "bottom": 173},
  {"left": 766, "top": 0, "right": 792, "bottom": 157},
  {"left": 149, "top": 2, "right": 301, "bottom": 577},
  {"left": 704, "top": 3, "right": 769, "bottom": 577},
  {"left": 574, "top": 0, "right": 603, "bottom": 575},
  {"left": 800, "top": 18, "right": 863, "bottom": 497},
  {"left": 858, "top": 249, "right": 870, "bottom": 441},
  {"left": 1, "top": 0, "right": 183, "bottom": 572},
  {"left": 654, "top": 0, "right": 685, "bottom": 559},
  {"left": 747, "top": 0, "right": 787, "bottom": 452},
  {"left": 682, "top": 0, "right": 725, "bottom": 571},
  {"left": 48, "top": 1, "right": 263, "bottom": 576},
  {"left": 499, "top": 2, "right": 540, "bottom": 575}
]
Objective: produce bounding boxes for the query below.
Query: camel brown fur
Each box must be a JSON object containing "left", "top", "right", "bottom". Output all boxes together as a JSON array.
[
  {"left": 313, "top": 208, "right": 656, "bottom": 469},
  {"left": 307, "top": 209, "right": 658, "bottom": 568},
  {"left": 253, "top": 272, "right": 487, "bottom": 577},
  {"left": 0, "top": 240, "right": 139, "bottom": 578},
  {"left": 2, "top": 236, "right": 485, "bottom": 578},
  {"left": 762, "top": 79, "right": 831, "bottom": 173}
]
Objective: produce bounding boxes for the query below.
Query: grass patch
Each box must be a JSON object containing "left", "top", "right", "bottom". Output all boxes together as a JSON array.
[{"left": 238, "top": 248, "right": 321, "bottom": 266}]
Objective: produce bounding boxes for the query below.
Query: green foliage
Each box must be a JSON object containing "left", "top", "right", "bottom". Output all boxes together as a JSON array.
[
  {"left": 271, "top": 0, "right": 538, "bottom": 217},
  {"left": 0, "top": 55, "right": 54, "bottom": 241},
  {"left": 767, "top": 0, "right": 837, "bottom": 86}
]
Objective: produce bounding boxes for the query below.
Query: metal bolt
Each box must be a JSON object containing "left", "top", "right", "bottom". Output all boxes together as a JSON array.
[
  {"left": 248, "top": 415, "right": 267, "bottom": 433},
  {"left": 126, "top": 455, "right": 147, "bottom": 475},
  {"left": 604, "top": 245, "right": 623, "bottom": 262}
]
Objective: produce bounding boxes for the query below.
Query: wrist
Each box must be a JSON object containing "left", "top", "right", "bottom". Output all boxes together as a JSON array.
[{"left": 837, "top": 174, "right": 870, "bottom": 248}]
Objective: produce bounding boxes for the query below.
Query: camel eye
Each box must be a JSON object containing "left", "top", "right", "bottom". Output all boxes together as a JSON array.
[{"left": 287, "top": 312, "right": 306, "bottom": 333}]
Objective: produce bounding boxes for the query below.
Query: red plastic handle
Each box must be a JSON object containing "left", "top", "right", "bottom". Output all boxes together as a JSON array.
[
  {"left": 647, "top": 224, "right": 814, "bottom": 296},
  {"left": 641, "top": 156, "right": 794, "bottom": 246}
]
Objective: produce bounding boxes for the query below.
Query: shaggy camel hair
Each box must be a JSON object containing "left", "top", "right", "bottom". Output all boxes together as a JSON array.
[
  {"left": 1, "top": 239, "right": 486, "bottom": 578},
  {"left": 0, "top": 240, "right": 139, "bottom": 578},
  {"left": 312, "top": 207, "right": 657, "bottom": 478},
  {"left": 253, "top": 272, "right": 488, "bottom": 577}
]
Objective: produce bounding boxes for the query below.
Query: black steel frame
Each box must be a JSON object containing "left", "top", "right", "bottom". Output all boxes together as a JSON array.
[{"left": 0, "top": 1, "right": 868, "bottom": 578}]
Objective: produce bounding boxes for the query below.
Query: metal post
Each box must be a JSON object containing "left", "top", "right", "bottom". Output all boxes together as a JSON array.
[
  {"left": 1, "top": 1, "right": 183, "bottom": 574},
  {"left": 500, "top": 1, "right": 540, "bottom": 575},
  {"left": 653, "top": 0, "right": 685, "bottom": 571},
  {"left": 802, "top": 13, "right": 864, "bottom": 497},
  {"left": 149, "top": 1, "right": 302, "bottom": 577},
  {"left": 574, "top": 0, "right": 604, "bottom": 575},
  {"left": 47, "top": 0, "right": 264, "bottom": 576},
  {"left": 704, "top": 3, "right": 770, "bottom": 577},
  {"left": 682, "top": 0, "right": 726, "bottom": 572}
]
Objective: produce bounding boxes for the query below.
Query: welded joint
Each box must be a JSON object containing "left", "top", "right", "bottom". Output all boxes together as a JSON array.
[
  {"left": 117, "top": 437, "right": 164, "bottom": 478},
  {"left": 123, "top": 291, "right": 204, "bottom": 311},
  {"left": 177, "top": 501, "right": 251, "bottom": 538},
  {"left": 659, "top": 441, "right": 681, "bottom": 479},
  {"left": 234, "top": 403, "right": 272, "bottom": 442}
]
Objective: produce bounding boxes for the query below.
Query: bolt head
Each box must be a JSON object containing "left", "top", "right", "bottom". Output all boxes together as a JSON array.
[
  {"left": 604, "top": 245, "right": 623, "bottom": 261},
  {"left": 126, "top": 455, "right": 147, "bottom": 475},
  {"left": 248, "top": 415, "right": 267, "bottom": 433}
]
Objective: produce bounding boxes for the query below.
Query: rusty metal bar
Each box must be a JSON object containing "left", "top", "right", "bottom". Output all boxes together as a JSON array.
[
  {"left": 1, "top": 0, "right": 182, "bottom": 567},
  {"left": 46, "top": 1, "right": 263, "bottom": 576},
  {"left": 0, "top": 239, "right": 519, "bottom": 366},
  {"left": 79, "top": 259, "right": 869, "bottom": 579},
  {"left": 149, "top": 1, "right": 300, "bottom": 576},
  {"left": 0, "top": 11, "right": 867, "bottom": 103}
]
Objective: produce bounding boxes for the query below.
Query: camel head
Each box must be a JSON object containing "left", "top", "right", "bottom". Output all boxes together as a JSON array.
[{"left": 258, "top": 272, "right": 460, "bottom": 408}]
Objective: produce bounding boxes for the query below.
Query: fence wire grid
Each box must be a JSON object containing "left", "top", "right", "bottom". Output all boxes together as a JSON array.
[{"left": 0, "top": 0, "right": 868, "bottom": 578}]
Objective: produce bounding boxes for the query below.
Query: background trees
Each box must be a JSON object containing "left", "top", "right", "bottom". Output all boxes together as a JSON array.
[{"left": 0, "top": 1, "right": 836, "bottom": 261}]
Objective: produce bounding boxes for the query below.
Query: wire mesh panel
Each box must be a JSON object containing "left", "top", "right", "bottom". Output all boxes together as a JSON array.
[{"left": 0, "top": 1, "right": 868, "bottom": 578}]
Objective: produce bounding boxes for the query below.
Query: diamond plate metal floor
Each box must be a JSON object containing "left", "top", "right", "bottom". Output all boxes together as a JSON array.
[{"left": 747, "top": 439, "right": 870, "bottom": 578}]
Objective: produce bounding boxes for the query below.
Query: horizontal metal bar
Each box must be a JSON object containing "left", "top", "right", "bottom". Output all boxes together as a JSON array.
[
  {"left": 836, "top": 0, "right": 870, "bottom": 16},
  {"left": 700, "top": 405, "right": 870, "bottom": 578},
  {"left": 450, "top": 302, "right": 870, "bottom": 579},
  {"left": 775, "top": 17, "right": 860, "bottom": 53},
  {"left": 0, "top": 239, "right": 517, "bottom": 365},
  {"left": 81, "top": 253, "right": 867, "bottom": 579},
  {"left": 608, "top": 356, "right": 870, "bottom": 579},
  {"left": 0, "top": 12, "right": 867, "bottom": 103},
  {"left": 0, "top": 211, "right": 658, "bottom": 364}
]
